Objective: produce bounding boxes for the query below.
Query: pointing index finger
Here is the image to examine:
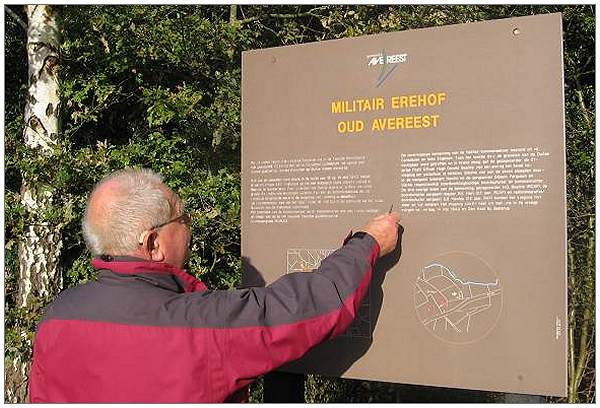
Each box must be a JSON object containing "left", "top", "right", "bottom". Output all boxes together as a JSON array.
[{"left": 388, "top": 212, "right": 401, "bottom": 224}]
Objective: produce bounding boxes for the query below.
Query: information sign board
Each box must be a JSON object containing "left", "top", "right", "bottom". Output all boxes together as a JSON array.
[{"left": 241, "top": 13, "right": 567, "bottom": 396}]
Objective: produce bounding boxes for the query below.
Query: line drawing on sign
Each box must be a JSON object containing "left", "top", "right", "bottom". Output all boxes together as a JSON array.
[
  {"left": 287, "top": 248, "right": 372, "bottom": 338},
  {"left": 414, "top": 262, "right": 502, "bottom": 339},
  {"left": 427, "top": 263, "right": 500, "bottom": 287},
  {"left": 287, "top": 248, "right": 335, "bottom": 273}
]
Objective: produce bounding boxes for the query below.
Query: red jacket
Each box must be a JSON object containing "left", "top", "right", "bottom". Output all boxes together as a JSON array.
[{"left": 29, "top": 233, "right": 379, "bottom": 402}]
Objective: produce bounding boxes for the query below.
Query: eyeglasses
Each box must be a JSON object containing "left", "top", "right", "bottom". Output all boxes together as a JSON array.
[
  {"left": 138, "top": 213, "right": 192, "bottom": 245},
  {"left": 152, "top": 213, "right": 192, "bottom": 229}
]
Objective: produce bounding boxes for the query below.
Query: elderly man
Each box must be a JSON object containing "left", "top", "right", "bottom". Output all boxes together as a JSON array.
[{"left": 29, "top": 168, "right": 401, "bottom": 403}]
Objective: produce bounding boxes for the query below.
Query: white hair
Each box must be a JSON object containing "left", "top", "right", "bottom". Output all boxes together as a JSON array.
[{"left": 82, "top": 168, "right": 173, "bottom": 255}]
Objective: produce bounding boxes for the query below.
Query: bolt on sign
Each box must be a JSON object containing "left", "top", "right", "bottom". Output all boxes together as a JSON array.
[{"left": 241, "top": 13, "right": 566, "bottom": 397}]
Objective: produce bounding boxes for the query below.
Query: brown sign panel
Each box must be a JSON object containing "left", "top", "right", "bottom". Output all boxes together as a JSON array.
[{"left": 241, "top": 13, "right": 567, "bottom": 397}]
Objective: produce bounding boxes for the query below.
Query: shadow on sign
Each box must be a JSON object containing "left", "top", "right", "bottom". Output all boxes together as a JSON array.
[{"left": 279, "top": 225, "right": 405, "bottom": 377}]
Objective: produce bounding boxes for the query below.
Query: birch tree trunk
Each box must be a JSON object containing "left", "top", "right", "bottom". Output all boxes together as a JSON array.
[
  {"left": 5, "top": 5, "right": 62, "bottom": 403},
  {"left": 19, "top": 4, "right": 62, "bottom": 306}
]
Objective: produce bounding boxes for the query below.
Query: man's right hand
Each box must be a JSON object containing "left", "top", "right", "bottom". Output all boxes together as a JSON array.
[{"left": 357, "top": 212, "right": 401, "bottom": 257}]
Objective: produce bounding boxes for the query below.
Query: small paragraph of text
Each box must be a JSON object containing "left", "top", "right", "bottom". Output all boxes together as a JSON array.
[
  {"left": 249, "top": 156, "right": 382, "bottom": 223},
  {"left": 399, "top": 147, "right": 550, "bottom": 213}
]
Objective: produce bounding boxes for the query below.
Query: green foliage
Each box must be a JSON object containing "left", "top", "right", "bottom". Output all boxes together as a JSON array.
[
  {"left": 305, "top": 375, "right": 505, "bottom": 403},
  {"left": 248, "top": 376, "right": 264, "bottom": 403},
  {"left": 4, "top": 4, "right": 594, "bottom": 403}
]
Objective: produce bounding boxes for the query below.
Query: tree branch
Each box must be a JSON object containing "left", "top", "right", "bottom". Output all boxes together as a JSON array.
[
  {"left": 574, "top": 217, "right": 597, "bottom": 393},
  {"left": 238, "top": 6, "right": 329, "bottom": 25},
  {"left": 574, "top": 306, "right": 593, "bottom": 395},
  {"left": 229, "top": 5, "right": 237, "bottom": 25},
  {"left": 567, "top": 242, "right": 577, "bottom": 403},
  {"left": 209, "top": 251, "right": 219, "bottom": 274},
  {"left": 5, "top": 6, "right": 27, "bottom": 31},
  {"left": 566, "top": 53, "right": 593, "bottom": 130},
  {"left": 574, "top": 82, "right": 592, "bottom": 129}
]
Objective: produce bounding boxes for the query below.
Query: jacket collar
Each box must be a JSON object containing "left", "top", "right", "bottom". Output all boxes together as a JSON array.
[{"left": 91, "top": 256, "right": 208, "bottom": 293}]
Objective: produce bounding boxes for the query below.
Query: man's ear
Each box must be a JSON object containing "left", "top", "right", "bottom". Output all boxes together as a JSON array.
[{"left": 142, "top": 230, "right": 165, "bottom": 262}]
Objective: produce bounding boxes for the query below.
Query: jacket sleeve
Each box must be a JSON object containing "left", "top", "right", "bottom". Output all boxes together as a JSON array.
[{"left": 167, "top": 233, "right": 379, "bottom": 384}]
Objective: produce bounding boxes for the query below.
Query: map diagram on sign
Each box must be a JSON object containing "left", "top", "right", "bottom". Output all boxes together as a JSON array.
[
  {"left": 287, "top": 248, "right": 372, "bottom": 338},
  {"left": 414, "top": 260, "right": 502, "bottom": 344}
]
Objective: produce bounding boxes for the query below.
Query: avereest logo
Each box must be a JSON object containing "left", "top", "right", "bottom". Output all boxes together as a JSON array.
[
  {"left": 366, "top": 52, "right": 408, "bottom": 67},
  {"left": 366, "top": 50, "right": 408, "bottom": 88}
]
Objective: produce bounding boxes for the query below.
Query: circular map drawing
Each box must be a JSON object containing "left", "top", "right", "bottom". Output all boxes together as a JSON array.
[{"left": 414, "top": 252, "right": 503, "bottom": 345}]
